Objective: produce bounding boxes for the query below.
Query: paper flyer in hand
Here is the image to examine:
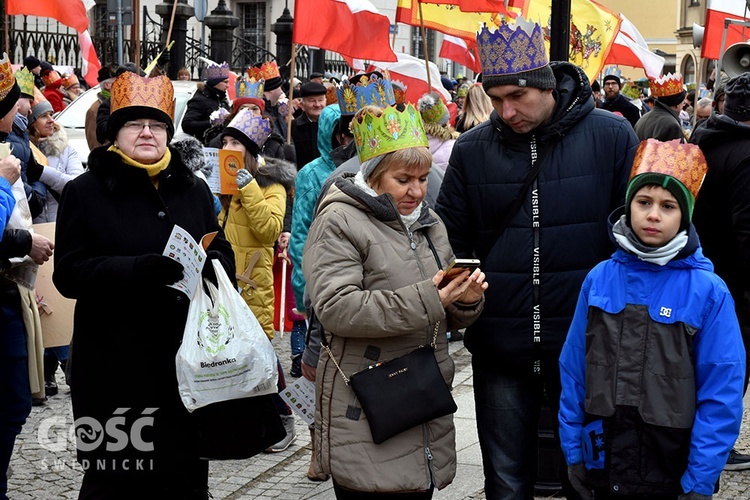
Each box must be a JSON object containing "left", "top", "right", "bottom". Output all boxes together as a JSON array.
[
  {"left": 219, "top": 148, "right": 243, "bottom": 195},
  {"left": 163, "top": 225, "right": 217, "bottom": 300},
  {"left": 279, "top": 376, "right": 316, "bottom": 426},
  {"left": 203, "top": 147, "right": 221, "bottom": 194}
]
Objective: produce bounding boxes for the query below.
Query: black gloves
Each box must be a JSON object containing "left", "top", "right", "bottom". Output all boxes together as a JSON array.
[
  {"left": 26, "top": 155, "right": 44, "bottom": 184},
  {"left": 567, "top": 463, "right": 594, "bottom": 500},
  {"left": 201, "top": 250, "right": 224, "bottom": 289},
  {"left": 134, "top": 254, "right": 184, "bottom": 286},
  {"left": 157, "top": 48, "right": 170, "bottom": 67}
]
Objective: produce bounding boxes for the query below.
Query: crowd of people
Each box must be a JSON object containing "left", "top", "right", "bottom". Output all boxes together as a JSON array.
[{"left": 1, "top": 12, "right": 750, "bottom": 500}]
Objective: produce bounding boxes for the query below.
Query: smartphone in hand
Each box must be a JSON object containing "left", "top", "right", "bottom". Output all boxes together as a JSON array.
[{"left": 439, "top": 258, "right": 481, "bottom": 288}]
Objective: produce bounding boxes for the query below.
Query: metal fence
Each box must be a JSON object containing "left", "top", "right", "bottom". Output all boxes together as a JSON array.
[{"left": 2, "top": 5, "right": 357, "bottom": 86}]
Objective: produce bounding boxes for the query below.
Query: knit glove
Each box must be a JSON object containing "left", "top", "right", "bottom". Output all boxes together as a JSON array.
[
  {"left": 133, "top": 254, "right": 184, "bottom": 286},
  {"left": 236, "top": 168, "right": 253, "bottom": 189},
  {"left": 567, "top": 463, "right": 594, "bottom": 500},
  {"left": 678, "top": 493, "right": 712, "bottom": 500}
]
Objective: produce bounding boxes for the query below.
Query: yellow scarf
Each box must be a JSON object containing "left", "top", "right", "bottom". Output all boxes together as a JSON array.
[{"left": 108, "top": 145, "right": 172, "bottom": 178}]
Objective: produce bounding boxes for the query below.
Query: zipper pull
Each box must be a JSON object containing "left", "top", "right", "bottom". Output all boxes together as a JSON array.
[
  {"left": 408, "top": 229, "right": 416, "bottom": 250},
  {"left": 425, "top": 446, "right": 433, "bottom": 461}
]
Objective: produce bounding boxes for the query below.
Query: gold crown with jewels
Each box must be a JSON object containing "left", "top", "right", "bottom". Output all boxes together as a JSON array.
[
  {"left": 247, "top": 61, "right": 280, "bottom": 81},
  {"left": 649, "top": 73, "right": 684, "bottom": 98},
  {"left": 111, "top": 72, "right": 175, "bottom": 120}
]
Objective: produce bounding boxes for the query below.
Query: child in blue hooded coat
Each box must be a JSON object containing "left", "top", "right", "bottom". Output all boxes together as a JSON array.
[{"left": 559, "top": 139, "right": 746, "bottom": 500}]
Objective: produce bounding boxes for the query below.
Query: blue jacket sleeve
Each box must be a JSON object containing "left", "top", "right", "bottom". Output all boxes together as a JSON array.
[
  {"left": 0, "top": 177, "right": 15, "bottom": 234},
  {"left": 680, "top": 287, "right": 745, "bottom": 495},
  {"left": 559, "top": 276, "right": 591, "bottom": 466}
]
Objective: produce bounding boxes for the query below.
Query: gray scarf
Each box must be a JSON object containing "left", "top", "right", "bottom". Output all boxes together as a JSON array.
[{"left": 612, "top": 215, "right": 687, "bottom": 266}]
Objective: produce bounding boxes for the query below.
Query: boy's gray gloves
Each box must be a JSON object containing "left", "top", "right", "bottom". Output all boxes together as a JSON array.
[
  {"left": 568, "top": 463, "right": 594, "bottom": 500},
  {"left": 236, "top": 169, "right": 253, "bottom": 188},
  {"left": 678, "top": 493, "right": 712, "bottom": 500}
]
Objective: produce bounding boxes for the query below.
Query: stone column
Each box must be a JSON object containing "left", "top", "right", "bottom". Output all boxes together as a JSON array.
[
  {"left": 204, "top": 0, "right": 239, "bottom": 71},
  {"left": 155, "top": 0, "right": 195, "bottom": 80},
  {"left": 271, "top": 7, "right": 293, "bottom": 80}
]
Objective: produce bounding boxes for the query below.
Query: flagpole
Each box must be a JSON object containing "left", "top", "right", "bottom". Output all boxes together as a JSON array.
[
  {"left": 166, "top": 0, "right": 178, "bottom": 46},
  {"left": 133, "top": 0, "right": 140, "bottom": 70},
  {"left": 417, "top": 0, "right": 432, "bottom": 91},
  {"left": 287, "top": 43, "right": 297, "bottom": 145},
  {"left": 4, "top": 12, "right": 9, "bottom": 58}
]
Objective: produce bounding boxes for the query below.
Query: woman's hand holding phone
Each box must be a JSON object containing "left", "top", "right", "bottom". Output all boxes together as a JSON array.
[
  {"left": 432, "top": 262, "right": 488, "bottom": 308},
  {"left": 456, "top": 268, "right": 488, "bottom": 304}
]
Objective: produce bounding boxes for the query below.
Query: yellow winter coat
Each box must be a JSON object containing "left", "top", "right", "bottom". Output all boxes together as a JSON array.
[{"left": 218, "top": 158, "right": 296, "bottom": 339}]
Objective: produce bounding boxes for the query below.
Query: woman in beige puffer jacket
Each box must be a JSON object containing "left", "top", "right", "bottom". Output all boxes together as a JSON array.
[{"left": 303, "top": 134, "right": 486, "bottom": 498}]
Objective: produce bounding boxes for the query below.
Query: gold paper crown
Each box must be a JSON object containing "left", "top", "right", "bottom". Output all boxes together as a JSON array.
[
  {"left": 392, "top": 80, "right": 407, "bottom": 105},
  {"left": 325, "top": 82, "right": 338, "bottom": 106},
  {"left": 0, "top": 53, "right": 16, "bottom": 101},
  {"left": 61, "top": 74, "right": 79, "bottom": 89},
  {"left": 630, "top": 139, "right": 707, "bottom": 200},
  {"left": 14, "top": 67, "right": 34, "bottom": 97},
  {"left": 32, "top": 86, "right": 48, "bottom": 107},
  {"left": 42, "top": 70, "right": 61, "bottom": 87},
  {"left": 111, "top": 73, "right": 175, "bottom": 121},
  {"left": 351, "top": 104, "right": 428, "bottom": 163},
  {"left": 476, "top": 17, "right": 549, "bottom": 77},
  {"left": 247, "top": 61, "right": 280, "bottom": 81},
  {"left": 649, "top": 73, "right": 684, "bottom": 98}
]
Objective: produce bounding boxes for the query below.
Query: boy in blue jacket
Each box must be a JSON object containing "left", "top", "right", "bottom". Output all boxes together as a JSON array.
[{"left": 559, "top": 138, "right": 746, "bottom": 500}]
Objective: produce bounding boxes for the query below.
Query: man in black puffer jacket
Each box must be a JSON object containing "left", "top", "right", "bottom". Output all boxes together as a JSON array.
[
  {"left": 690, "top": 72, "right": 750, "bottom": 471},
  {"left": 435, "top": 18, "right": 638, "bottom": 500}
]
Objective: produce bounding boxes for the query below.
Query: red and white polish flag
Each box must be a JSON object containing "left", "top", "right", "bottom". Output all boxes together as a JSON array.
[{"left": 293, "top": 0, "right": 398, "bottom": 63}]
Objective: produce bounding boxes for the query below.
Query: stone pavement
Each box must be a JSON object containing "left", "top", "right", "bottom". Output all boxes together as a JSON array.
[{"left": 8, "top": 333, "right": 750, "bottom": 499}]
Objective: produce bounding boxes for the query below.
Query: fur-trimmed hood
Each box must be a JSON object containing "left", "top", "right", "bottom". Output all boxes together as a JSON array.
[
  {"left": 255, "top": 156, "right": 297, "bottom": 191},
  {"left": 37, "top": 123, "right": 68, "bottom": 158}
]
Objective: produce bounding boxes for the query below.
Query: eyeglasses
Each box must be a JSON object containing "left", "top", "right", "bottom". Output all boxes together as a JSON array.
[
  {"left": 603, "top": 82, "right": 619, "bottom": 87},
  {"left": 122, "top": 121, "right": 168, "bottom": 134}
]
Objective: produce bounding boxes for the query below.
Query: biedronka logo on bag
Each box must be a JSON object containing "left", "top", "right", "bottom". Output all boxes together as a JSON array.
[
  {"left": 196, "top": 303, "right": 235, "bottom": 357},
  {"left": 176, "top": 259, "right": 279, "bottom": 412}
]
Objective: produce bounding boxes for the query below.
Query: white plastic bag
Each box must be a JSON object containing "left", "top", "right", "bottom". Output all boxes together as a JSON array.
[{"left": 176, "top": 259, "right": 278, "bottom": 412}]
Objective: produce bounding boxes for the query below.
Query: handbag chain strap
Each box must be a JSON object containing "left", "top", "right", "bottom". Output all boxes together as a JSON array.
[
  {"left": 323, "top": 321, "right": 441, "bottom": 387},
  {"left": 322, "top": 229, "right": 445, "bottom": 386}
]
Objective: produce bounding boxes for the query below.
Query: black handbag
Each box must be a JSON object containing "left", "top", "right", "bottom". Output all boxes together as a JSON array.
[{"left": 323, "top": 322, "right": 457, "bottom": 444}]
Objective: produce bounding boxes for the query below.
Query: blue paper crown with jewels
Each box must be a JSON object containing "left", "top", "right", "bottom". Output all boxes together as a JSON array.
[
  {"left": 204, "top": 62, "right": 230, "bottom": 81},
  {"left": 336, "top": 71, "right": 396, "bottom": 116},
  {"left": 476, "top": 17, "right": 549, "bottom": 77},
  {"left": 236, "top": 77, "right": 264, "bottom": 99}
]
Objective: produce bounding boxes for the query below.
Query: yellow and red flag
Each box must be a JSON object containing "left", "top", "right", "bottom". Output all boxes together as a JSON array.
[
  {"left": 519, "top": 0, "right": 620, "bottom": 83},
  {"left": 419, "top": 0, "right": 523, "bottom": 17},
  {"left": 396, "top": 0, "right": 503, "bottom": 42}
]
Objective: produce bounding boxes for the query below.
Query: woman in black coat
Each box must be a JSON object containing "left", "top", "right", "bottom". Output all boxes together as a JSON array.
[
  {"left": 53, "top": 72, "right": 235, "bottom": 499},
  {"left": 182, "top": 80, "right": 231, "bottom": 144}
]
